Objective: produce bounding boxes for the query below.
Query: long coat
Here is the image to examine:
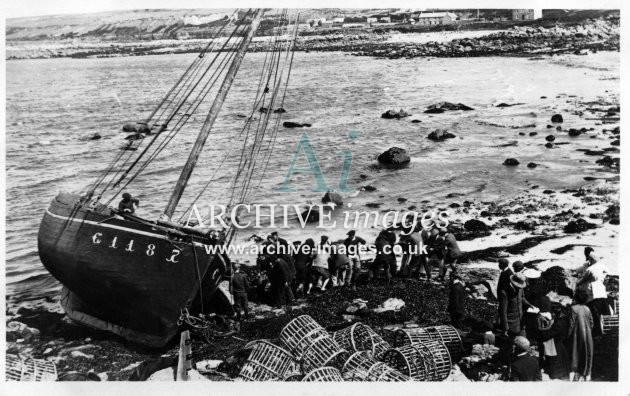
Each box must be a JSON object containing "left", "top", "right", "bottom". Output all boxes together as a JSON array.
[
  {"left": 449, "top": 281, "right": 466, "bottom": 315},
  {"left": 499, "top": 284, "right": 524, "bottom": 334},
  {"left": 568, "top": 304, "right": 593, "bottom": 377}
]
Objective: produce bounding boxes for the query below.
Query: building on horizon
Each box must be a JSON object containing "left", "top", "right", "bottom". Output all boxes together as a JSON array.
[
  {"left": 511, "top": 9, "right": 543, "bottom": 20},
  {"left": 414, "top": 11, "right": 458, "bottom": 25}
]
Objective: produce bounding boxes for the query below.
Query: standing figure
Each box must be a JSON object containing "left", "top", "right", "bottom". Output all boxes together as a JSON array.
[
  {"left": 369, "top": 229, "right": 397, "bottom": 283},
  {"left": 568, "top": 290, "right": 594, "bottom": 381},
  {"left": 425, "top": 228, "right": 445, "bottom": 282},
  {"left": 307, "top": 236, "right": 331, "bottom": 294},
  {"left": 535, "top": 296, "right": 570, "bottom": 380},
  {"left": 230, "top": 263, "right": 250, "bottom": 320},
  {"left": 575, "top": 248, "right": 609, "bottom": 337},
  {"left": 497, "top": 258, "right": 513, "bottom": 298},
  {"left": 343, "top": 230, "right": 366, "bottom": 288},
  {"left": 448, "top": 273, "right": 467, "bottom": 330},
  {"left": 440, "top": 228, "right": 462, "bottom": 281},
  {"left": 293, "top": 238, "right": 315, "bottom": 295},
  {"left": 499, "top": 273, "right": 528, "bottom": 337}
]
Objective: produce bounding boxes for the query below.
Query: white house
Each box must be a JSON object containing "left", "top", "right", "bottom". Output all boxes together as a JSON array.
[{"left": 414, "top": 12, "right": 458, "bottom": 26}]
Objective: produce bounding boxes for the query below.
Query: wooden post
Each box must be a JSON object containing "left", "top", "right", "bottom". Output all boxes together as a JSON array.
[
  {"left": 176, "top": 330, "right": 192, "bottom": 381},
  {"left": 164, "top": 9, "right": 264, "bottom": 219}
]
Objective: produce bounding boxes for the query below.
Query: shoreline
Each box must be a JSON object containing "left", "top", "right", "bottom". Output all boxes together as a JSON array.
[
  {"left": 5, "top": 178, "right": 619, "bottom": 381},
  {"left": 5, "top": 18, "right": 619, "bottom": 61}
]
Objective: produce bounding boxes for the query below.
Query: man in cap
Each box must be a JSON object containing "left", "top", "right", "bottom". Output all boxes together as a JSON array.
[
  {"left": 118, "top": 192, "right": 139, "bottom": 215},
  {"left": 509, "top": 336, "right": 542, "bottom": 381}
]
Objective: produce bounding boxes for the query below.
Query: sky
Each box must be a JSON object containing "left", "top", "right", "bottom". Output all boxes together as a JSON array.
[
  {"left": 3, "top": 0, "right": 623, "bottom": 19},
  {"left": 4, "top": 0, "right": 234, "bottom": 19}
]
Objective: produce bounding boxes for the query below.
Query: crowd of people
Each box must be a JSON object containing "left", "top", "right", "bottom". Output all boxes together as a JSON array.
[
  {"left": 448, "top": 247, "right": 612, "bottom": 382},
  {"left": 229, "top": 227, "right": 613, "bottom": 382},
  {"left": 237, "top": 226, "right": 464, "bottom": 309}
]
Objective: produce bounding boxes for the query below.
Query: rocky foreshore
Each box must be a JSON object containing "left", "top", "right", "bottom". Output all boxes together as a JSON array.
[
  {"left": 6, "top": 18, "right": 619, "bottom": 60},
  {"left": 351, "top": 19, "right": 619, "bottom": 59},
  {"left": 6, "top": 180, "right": 619, "bottom": 381}
]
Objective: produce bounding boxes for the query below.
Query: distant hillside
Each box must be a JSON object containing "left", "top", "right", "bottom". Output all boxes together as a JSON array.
[{"left": 5, "top": 8, "right": 383, "bottom": 41}]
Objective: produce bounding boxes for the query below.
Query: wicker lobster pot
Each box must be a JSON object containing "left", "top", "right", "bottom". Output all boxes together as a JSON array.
[
  {"left": 382, "top": 343, "right": 436, "bottom": 381},
  {"left": 393, "top": 327, "right": 431, "bottom": 347},
  {"left": 372, "top": 365, "right": 411, "bottom": 382},
  {"left": 238, "top": 340, "right": 296, "bottom": 381},
  {"left": 301, "top": 335, "right": 349, "bottom": 373},
  {"left": 302, "top": 367, "right": 344, "bottom": 382},
  {"left": 342, "top": 351, "right": 406, "bottom": 381},
  {"left": 422, "top": 340, "right": 452, "bottom": 381},
  {"left": 424, "top": 325, "right": 464, "bottom": 362},
  {"left": 6, "top": 355, "right": 57, "bottom": 381},
  {"left": 394, "top": 325, "right": 464, "bottom": 362},
  {"left": 342, "top": 351, "right": 383, "bottom": 381},
  {"left": 332, "top": 323, "right": 391, "bottom": 358},
  {"left": 279, "top": 315, "right": 329, "bottom": 357}
]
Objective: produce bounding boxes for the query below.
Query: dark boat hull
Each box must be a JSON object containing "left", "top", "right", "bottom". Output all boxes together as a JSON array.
[{"left": 38, "top": 192, "right": 228, "bottom": 347}]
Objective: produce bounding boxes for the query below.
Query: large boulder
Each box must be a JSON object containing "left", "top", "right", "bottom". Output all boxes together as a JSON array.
[
  {"left": 425, "top": 102, "right": 474, "bottom": 113},
  {"left": 464, "top": 219, "right": 489, "bottom": 232},
  {"left": 551, "top": 114, "right": 563, "bottom": 123},
  {"left": 564, "top": 218, "right": 597, "bottom": 233},
  {"left": 322, "top": 191, "right": 343, "bottom": 206},
  {"left": 595, "top": 156, "right": 620, "bottom": 168},
  {"left": 503, "top": 158, "right": 520, "bottom": 166},
  {"left": 122, "top": 123, "right": 137, "bottom": 132},
  {"left": 545, "top": 135, "right": 556, "bottom": 142},
  {"left": 381, "top": 109, "right": 411, "bottom": 119},
  {"left": 427, "top": 129, "right": 456, "bottom": 142},
  {"left": 377, "top": 147, "right": 411, "bottom": 166},
  {"left": 283, "top": 121, "right": 311, "bottom": 128}
]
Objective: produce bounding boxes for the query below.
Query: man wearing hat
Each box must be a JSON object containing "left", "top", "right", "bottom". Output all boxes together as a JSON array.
[
  {"left": 510, "top": 336, "right": 542, "bottom": 381},
  {"left": 499, "top": 272, "right": 528, "bottom": 337},
  {"left": 118, "top": 192, "right": 139, "bottom": 214}
]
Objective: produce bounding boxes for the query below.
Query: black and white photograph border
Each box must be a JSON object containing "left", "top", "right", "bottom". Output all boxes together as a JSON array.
[{"left": 1, "top": 0, "right": 628, "bottom": 395}]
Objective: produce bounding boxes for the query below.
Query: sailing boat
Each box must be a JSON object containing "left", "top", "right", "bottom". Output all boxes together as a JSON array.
[{"left": 37, "top": 9, "right": 298, "bottom": 347}]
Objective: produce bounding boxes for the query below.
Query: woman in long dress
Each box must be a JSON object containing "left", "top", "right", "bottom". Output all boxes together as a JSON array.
[{"left": 568, "top": 290, "right": 594, "bottom": 381}]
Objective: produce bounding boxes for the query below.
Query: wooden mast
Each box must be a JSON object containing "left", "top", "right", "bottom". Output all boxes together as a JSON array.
[{"left": 164, "top": 8, "right": 263, "bottom": 219}]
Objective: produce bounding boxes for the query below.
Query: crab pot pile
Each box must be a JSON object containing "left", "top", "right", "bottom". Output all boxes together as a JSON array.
[
  {"left": 238, "top": 315, "right": 456, "bottom": 381},
  {"left": 383, "top": 340, "right": 452, "bottom": 381},
  {"left": 392, "top": 325, "right": 464, "bottom": 362},
  {"left": 6, "top": 354, "right": 57, "bottom": 381}
]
